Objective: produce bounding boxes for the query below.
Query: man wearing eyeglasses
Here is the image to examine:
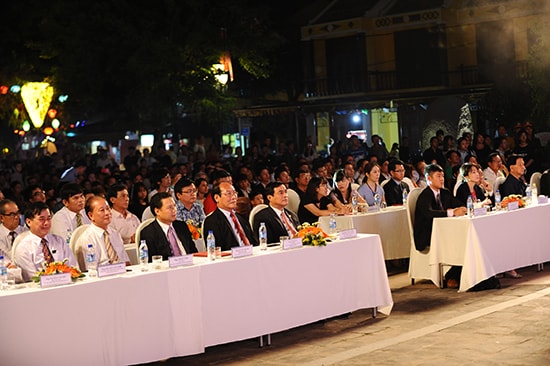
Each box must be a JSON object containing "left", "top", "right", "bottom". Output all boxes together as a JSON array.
[
  {"left": 203, "top": 182, "right": 258, "bottom": 251},
  {"left": 22, "top": 184, "right": 47, "bottom": 210},
  {"left": 174, "top": 178, "right": 205, "bottom": 227},
  {"left": 383, "top": 159, "right": 410, "bottom": 206},
  {"left": 0, "top": 199, "right": 26, "bottom": 282},
  {"left": 14, "top": 202, "right": 78, "bottom": 282}
]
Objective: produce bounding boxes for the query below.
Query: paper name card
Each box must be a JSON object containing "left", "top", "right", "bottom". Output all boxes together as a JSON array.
[
  {"left": 538, "top": 196, "right": 548, "bottom": 204},
  {"left": 367, "top": 205, "right": 380, "bottom": 213},
  {"left": 338, "top": 228, "right": 357, "bottom": 239},
  {"left": 473, "top": 207, "right": 487, "bottom": 217},
  {"left": 507, "top": 201, "right": 519, "bottom": 211},
  {"left": 97, "top": 262, "right": 126, "bottom": 277},
  {"left": 169, "top": 254, "right": 193, "bottom": 268},
  {"left": 282, "top": 237, "right": 303, "bottom": 250},
  {"left": 231, "top": 245, "right": 253, "bottom": 258},
  {"left": 40, "top": 273, "right": 71, "bottom": 288}
]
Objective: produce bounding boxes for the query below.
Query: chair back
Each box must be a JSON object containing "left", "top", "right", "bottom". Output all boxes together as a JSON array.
[
  {"left": 69, "top": 224, "right": 91, "bottom": 255},
  {"left": 135, "top": 218, "right": 155, "bottom": 245},
  {"left": 141, "top": 206, "right": 154, "bottom": 222},
  {"left": 10, "top": 230, "right": 30, "bottom": 265},
  {"left": 249, "top": 203, "right": 268, "bottom": 228},
  {"left": 494, "top": 176, "right": 506, "bottom": 193},
  {"left": 124, "top": 243, "right": 139, "bottom": 265},
  {"left": 406, "top": 188, "right": 422, "bottom": 229},
  {"left": 380, "top": 179, "right": 389, "bottom": 187},
  {"left": 530, "top": 172, "right": 542, "bottom": 192},
  {"left": 286, "top": 189, "right": 300, "bottom": 215}
]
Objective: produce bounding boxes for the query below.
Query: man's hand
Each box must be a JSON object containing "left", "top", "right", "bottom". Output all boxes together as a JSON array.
[{"left": 453, "top": 207, "right": 467, "bottom": 216}]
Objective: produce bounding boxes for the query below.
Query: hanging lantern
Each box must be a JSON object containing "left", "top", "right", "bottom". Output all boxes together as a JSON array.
[
  {"left": 51, "top": 119, "right": 60, "bottom": 129},
  {"left": 22, "top": 120, "right": 31, "bottom": 132},
  {"left": 43, "top": 126, "right": 54, "bottom": 136},
  {"left": 47, "top": 108, "right": 57, "bottom": 119},
  {"left": 21, "top": 82, "right": 54, "bottom": 128},
  {"left": 0, "top": 86, "right": 8, "bottom": 95}
]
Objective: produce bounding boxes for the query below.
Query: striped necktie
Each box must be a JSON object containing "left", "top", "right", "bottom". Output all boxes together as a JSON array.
[
  {"left": 76, "top": 213, "right": 83, "bottom": 227},
  {"left": 230, "top": 211, "right": 250, "bottom": 246},
  {"left": 280, "top": 211, "right": 297, "bottom": 237},
  {"left": 41, "top": 238, "right": 54, "bottom": 264},
  {"left": 104, "top": 231, "right": 119, "bottom": 263}
]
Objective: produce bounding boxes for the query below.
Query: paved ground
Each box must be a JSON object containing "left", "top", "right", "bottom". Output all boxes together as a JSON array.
[{"left": 142, "top": 264, "right": 550, "bottom": 366}]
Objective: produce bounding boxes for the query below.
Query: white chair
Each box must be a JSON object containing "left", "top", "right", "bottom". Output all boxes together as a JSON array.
[
  {"left": 69, "top": 224, "right": 91, "bottom": 255},
  {"left": 135, "top": 218, "right": 155, "bottom": 245},
  {"left": 494, "top": 176, "right": 506, "bottom": 194},
  {"left": 286, "top": 189, "right": 300, "bottom": 215},
  {"left": 124, "top": 243, "right": 139, "bottom": 265},
  {"left": 10, "top": 230, "right": 31, "bottom": 266},
  {"left": 249, "top": 203, "right": 268, "bottom": 228},
  {"left": 406, "top": 188, "right": 438, "bottom": 286},
  {"left": 380, "top": 179, "right": 390, "bottom": 187},
  {"left": 141, "top": 206, "right": 154, "bottom": 222},
  {"left": 530, "top": 172, "right": 542, "bottom": 193}
]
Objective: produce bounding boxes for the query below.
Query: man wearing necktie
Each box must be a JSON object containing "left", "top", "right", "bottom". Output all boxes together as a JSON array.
[
  {"left": 74, "top": 197, "right": 130, "bottom": 271},
  {"left": 139, "top": 192, "right": 198, "bottom": 260},
  {"left": 383, "top": 159, "right": 410, "bottom": 206},
  {"left": 414, "top": 164, "right": 466, "bottom": 288},
  {"left": 14, "top": 202, "right": 77, "bottom": 282},
  {"left": 0, "top": 199, "right": 26, "bottom": 282},
  {"left": 51, "top": 183, "right": 91, "bottom": 240},
  {"left": 203, "top": 182, "right": 258, "bottom": 251},
  {"left": 252, "top": 181, "right": 300, "bottom": 244}
]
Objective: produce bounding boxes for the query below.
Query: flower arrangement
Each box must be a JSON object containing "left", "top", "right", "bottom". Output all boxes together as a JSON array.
[
  {"left": 500, "top": 194, "right": 525, "bottom": 209},
  {"left": 187, "top": 220, "right": 201, "bottom": 240},
  {"left": 294, "top": 222, "right": 329, "bottom": 246},
  {"left": 31, "top": 259, "right": 84, "bottom": 283}
]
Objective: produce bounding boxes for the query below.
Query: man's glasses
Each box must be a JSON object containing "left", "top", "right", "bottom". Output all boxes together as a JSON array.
[
  {"left": 221, "top": 191, "right": 238, "bottom": 197},
  {"left": 181, "top": 189, "right": 197, "bottom": 194},
  {"left": 2, "top": 211, "right": 20, "bottom": 217},
  {"left": 32, "top": 190, "right": 46, "bottom": 197}
]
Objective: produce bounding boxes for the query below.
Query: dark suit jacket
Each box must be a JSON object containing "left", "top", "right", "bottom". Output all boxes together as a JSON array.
[
  {"left": 203, "top": 208, "right": 258, "bottom": 251},
  {"left": 383, "top": 179, "right": 409, "bottom": 206},
  {"left": 252, "top": 206, "right": 300, "bottom": 244},
  {"left": 414, "top": 187, "right": 463, "bottom": 251},
  {"left": 455, "top": 182, "right": 486, "bottom": 206},
  {"left": 499, "top": 174, "right": 526, "bottom": 198},
  {"left": 139, "top": 219, "right": 198, "bottom": 260}
]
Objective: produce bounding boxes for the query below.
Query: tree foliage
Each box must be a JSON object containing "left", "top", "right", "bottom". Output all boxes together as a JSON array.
[{"left": 527, "top": 19, "right": 550, "bottom": 128}]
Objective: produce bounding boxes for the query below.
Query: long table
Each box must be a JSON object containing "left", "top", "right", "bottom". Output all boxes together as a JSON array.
[
  {"left": 0, "top": 234, "right": 393, "bottom": 366},
  {"left": 429, "top": 203, "right": 550, "bottom": 292},
  {"left": 319, "top": 206, "right": 411, "bottom": 260}
]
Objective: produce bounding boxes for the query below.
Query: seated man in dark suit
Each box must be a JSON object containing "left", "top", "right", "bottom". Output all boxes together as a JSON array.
[
  {"left": 139, "top": 192, "right": 198, "bottom": 260},
  {"left": 541, "top": 169, "right": 550, "bottom": 196},
  {"left": 498, "top": 155, "right": 527, "bottom": 198},
  {"left": 203, "top": 182, "right": 258, "bottom": 251},
  {"left": 383, "top": 159, "right": 410, "bottom": 206},
  {"left": 252, "top": 181, "right": 300, "bottom": 244},
  {"left": 414, "top": 164, "right": 466, "bottom": 288}
]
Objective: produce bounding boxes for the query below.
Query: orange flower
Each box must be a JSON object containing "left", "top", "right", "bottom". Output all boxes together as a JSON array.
[{"left": 187, "top": 221, "right": 201, "bottom": 240}]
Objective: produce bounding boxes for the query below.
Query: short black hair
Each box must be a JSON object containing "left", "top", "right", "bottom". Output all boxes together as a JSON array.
[
  {"left": 425, "top": 163, "right": 444, "bottom": 176},
  {"left": 59, "top": 183, "right": 83, "bottom": 201},
  {"left": 106, "top": 184, "right": 128, "bottom": 206},
  {"left": 388, "top": 159, "right": 405, "bottom": 173},
  {"left": 265, "top": 181, "right": 285, "bottom": 197},
  {"left": 506, "top": 154, "right": 523, "bottom": 169},
  {"left": 149, "top": 192, "right": 173, "bottom": 216},
  {"left": 174, "top": 177, "right": 194, "bottom": 194},
  {"left": 24, "top": 202, "right": 50, "bottom": 222}
]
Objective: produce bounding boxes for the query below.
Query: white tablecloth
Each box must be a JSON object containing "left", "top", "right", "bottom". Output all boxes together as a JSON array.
[
  {"left": 319, "top": 206, "right": 411, "bottom": 259},
  {"left": 0, "top": 235, "right": 392, "bottom": 365},
  {"left": 429, "top": 203, "right": 550, "bottom": 292}
]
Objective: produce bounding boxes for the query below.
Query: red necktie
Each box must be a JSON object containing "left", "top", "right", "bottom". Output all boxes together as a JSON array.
[
  {"left": 41, "top": 238, "right": 54, "bottom": 264},
  {"left": 230, "top": 211, "right": 250, "bottom": 246},
  {"left": 280, "top": 211, "right": 297, "bottom": 237}
]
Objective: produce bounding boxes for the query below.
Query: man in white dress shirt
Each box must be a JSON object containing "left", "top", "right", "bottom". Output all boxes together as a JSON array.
[
  {"left": 0, "top": 199, "right": 26, "bottom": 282},
  {"left": 107, "top": 184, "right": 140, "bottom": 244},
  {"left": 74, "top": 196, "right": 129, "bottom": 271},
  {"left": 51, "top": 183, "right": 91, "bottom": 240},
  {"left": 482, "top": 152, "right": 507, "bottom": 190},
  {"left": 14, "top": 202, "right": 78, "bottom": 282}
]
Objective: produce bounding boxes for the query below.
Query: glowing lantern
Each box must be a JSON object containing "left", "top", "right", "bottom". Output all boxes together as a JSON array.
[
  {"left": 0, "top": 86, "right": 8, "bottom": 95},
  {"left": 10, "top": 85, "right": 21, "bottom": 93},
  {"left": 21, "top": 82, "right": 54, "bottom": 128},
  {"left": 47, "top": 109, "right": 57, "bottom": 119},
  {"left": 22, "top": 120, "right": 31, "bottom": 132},
  {"left": 43, "top": 126, "right": 54, "bottom": 136},
  {"left": 51, "top": 119, "right": 60, "bottom": 129}
]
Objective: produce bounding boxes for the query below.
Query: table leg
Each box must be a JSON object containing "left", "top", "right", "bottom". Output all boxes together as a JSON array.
[
  {"left": 372, "top": 307, "right": 377, "bottom": 318},
  {"left": 258, "top": 336, "right": 264, "bottom": 348},
  {"left": 267, "top": 334, "right": 271, "bottom": 346}
]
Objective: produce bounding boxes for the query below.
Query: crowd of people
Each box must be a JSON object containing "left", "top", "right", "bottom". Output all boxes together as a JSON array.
[{"left": 0, "top": 123, "right": 549, "bottom": 286}]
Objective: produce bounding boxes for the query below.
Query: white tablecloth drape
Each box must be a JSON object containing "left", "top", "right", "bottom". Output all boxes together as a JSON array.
[
  {"left": 430, "top": 203, "right": 550, "bottom": 292},
  {"left": 0, "top": 234, "right": 392, "bottom": 365},
  {"left": 319, "top": 206, "right": 411, "bottom": 260}
]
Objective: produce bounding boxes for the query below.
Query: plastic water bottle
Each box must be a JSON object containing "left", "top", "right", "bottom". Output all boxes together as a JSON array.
[
  {"left": 66, "top": 228, "right": 72, "bottom": 246},
  {"left": 374, "top": 194, "right": 381, "bottom": 207},
  {"left": 0, "top": 256, "right": 7, "bottom": 290},
  {"left": 494, "top": 189, "right": 501, "bottom": 210},
  {"left": 525, "top": 184, "right": 532, "bottom": 206},
  {"left": 351, "top": 192, "right": 358, "bottom": 214},
  {"left": 467, "top": 195, "right": 474, "bottom": 217},
  {"left": 329, "top": 213, "right": 337, "bottom": 234},
  {"left": 259, "top": 222, "right": 268, "bottom": 250},
  {"left": 86, "top": 243, "right": 97, "bottom": 277},
  {"left": 139, "top": 240, "right": 149, "bottom": 271},
  {"left": 207, "top": 230, "right": 216, "bottom": 261},
  {"left": 402, "top": 189, "right": 408, "bottom": 205}
]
